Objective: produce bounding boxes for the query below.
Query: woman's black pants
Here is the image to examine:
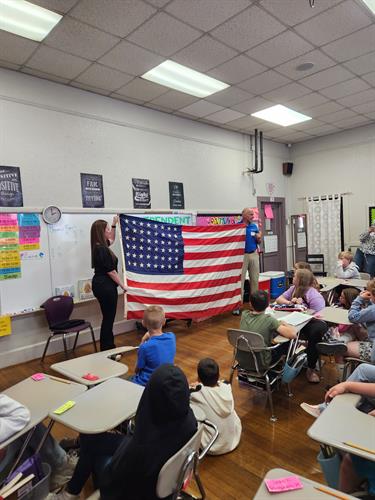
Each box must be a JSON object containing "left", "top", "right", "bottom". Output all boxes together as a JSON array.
[{"left": 92, "top": 276, "right": 118, "bottom": 351}]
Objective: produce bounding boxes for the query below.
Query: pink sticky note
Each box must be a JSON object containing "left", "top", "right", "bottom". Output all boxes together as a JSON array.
[
  {"left": 31, "top": 373, "right": 45, "bottom": 381},
  {"left": 265, "top": 475, "right": 303, "bottom": 493},
  {"left": 264, "top": 204, "right": 274, "bottom": 219},
  {"left": 82, "top": 373, "right": 99, "bottom": 381}
]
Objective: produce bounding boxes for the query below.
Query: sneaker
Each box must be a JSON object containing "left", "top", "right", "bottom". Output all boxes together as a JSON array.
[
  {"left": 306, "top": 368, "right": 320, "bottom": 383},
  {"left": 316, "top": 341, "right": 347, "bottom": 356},
  {"left": 232, "top": 309, "right": 240, "bottom": 316},
  {"left": 300, "top": 403, "right": 321, "bottom": 418},
  {"left": 50, "top": 452, "right": 78, "bottom": 491},
  {"left": 109, "top": 353, "right": 122, "bottom": 361},
  {"left": 47, "top": 489, "right": 79, "bottom": 499}
]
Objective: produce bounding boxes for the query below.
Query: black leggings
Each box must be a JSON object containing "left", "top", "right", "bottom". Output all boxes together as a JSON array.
[
  {"left": 92, "top": 276, "right": 118, "bottom": 351},
  {"left": 301, "top": 319, "right": 328, "bottom": 369}
]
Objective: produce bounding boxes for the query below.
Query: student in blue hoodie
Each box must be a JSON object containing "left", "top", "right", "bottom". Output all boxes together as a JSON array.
[{"left": 131, "top": 306, "right": 176, "bottom": 387}]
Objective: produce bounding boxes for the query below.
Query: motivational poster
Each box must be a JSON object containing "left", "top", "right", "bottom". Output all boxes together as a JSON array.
[
  {"left": 81, "top": 173, "right": 104, "bottom": 208},
  {"left": 169, "top": 182, "right": 185, "bottom": 209},
  {"left": 132, "top": 178, "right": 151, "bottom": 209},
  {"left": 0, "top": 166, "right": 23, "bottom": 207}
]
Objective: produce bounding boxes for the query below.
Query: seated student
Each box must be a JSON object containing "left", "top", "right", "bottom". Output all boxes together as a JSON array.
[
  {"left": 131, "top": 306, "right": 176, "bottom": 387},
  {"left": 294, "top": 262, "right": 320, "bottom": 291},
  {"left": 49, "top": 364, "right": 197, "bottom": 500},
  {"left": 240, "top": 290, "right": 297, "bottom": 366},
  {"left": 189, "top": 358, "right": 241, "bottom": 455},
  {"left": 0, "top": 394, "right": 76, "bottom": 490},
  {"left": 276, "top": 269, "right": 327, "bottom": 383},
  {"left": 334, "top": 251, "right": 360, "bottom": 279},
  {"left": 300, "top": 364, "right": 375, "bottom": 496}
]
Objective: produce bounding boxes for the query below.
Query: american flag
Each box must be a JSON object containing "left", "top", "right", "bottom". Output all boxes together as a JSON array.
[{"left": 119, "top": 215, "right": 246, "bottom": 320}]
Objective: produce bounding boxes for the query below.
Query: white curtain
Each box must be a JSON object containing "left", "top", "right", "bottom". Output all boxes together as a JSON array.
[{"left": 307, "top": 195, "right": 341, "bottom": 276}]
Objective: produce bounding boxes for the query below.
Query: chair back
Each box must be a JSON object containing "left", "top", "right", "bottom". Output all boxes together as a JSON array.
[
  {"left": 359, "top": 272, "right": 371, "bottom": 280},
  {"left": 41, "top": 295, "right": 74, "bottom": 328},
  {"left": 307, "top": 254, "right": 326, "bottom": 276},
  {"left": 227, "top": 329, "right": 269, "bottom": 373},
  {"left": 156, "top": 424, "right": 204, "bottom": 499}
]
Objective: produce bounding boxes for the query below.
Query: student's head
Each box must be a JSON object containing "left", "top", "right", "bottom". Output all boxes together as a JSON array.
[
  {"left": 90, "top": 219, "right": 112, "bottom": 267},
  {"left": 339, "top": 251, "right": 353, "bottom": 268},
  {"left": 197, "top": 358, "right": 219, "bottom": 387},
  {"left": 242, "top": 207, "right": 254, "bottom": 224},
  {"left": 293, "top": 269, "right": 314, "bottom": 298},
  {"left": 366, "top": 279, "right": 375, "bottom": 302},
  {"left": 294, "top": 262, "right": 312, "bottom": 272},
  {"left": 142, "top": 305, "right": 166, "bottom": 331},
  {"left": 249, "top": 290, "right": 269, "bottom": 312},
  {"left": 339, "top": 287, "right": 359, "bottom": 309}
]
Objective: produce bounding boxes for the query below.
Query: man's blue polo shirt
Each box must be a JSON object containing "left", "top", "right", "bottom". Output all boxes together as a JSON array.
[{"left": 245, "top": 223, "right": 259, "bottom": 253}]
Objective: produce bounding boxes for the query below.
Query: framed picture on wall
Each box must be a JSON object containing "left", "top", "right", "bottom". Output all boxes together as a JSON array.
[{"left": 369, "top": 207, "right": 375, "bottom": 226}]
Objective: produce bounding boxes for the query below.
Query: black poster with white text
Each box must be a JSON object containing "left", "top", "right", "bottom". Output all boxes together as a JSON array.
[
  {"left": 132, "top": 178, "right": 151, "bottom": 209},
  {"left": 80, "top": 173, "right": 104, "bottom": 208},
  {"left": 0, "top": 166, "right": 23, "bottom": 207},
  {"left": 169, "top": 182, "right": 185, "bottom": 209}
]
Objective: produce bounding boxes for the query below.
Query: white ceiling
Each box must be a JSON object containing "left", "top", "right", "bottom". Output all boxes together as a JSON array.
[{"left": 1, "top": 0, "right": 375, "bottom": 143}]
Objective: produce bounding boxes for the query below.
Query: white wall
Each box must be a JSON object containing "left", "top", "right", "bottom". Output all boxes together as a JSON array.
[
  {"left": 289, "top": 124, "right": 375, "bottom": 250},
  {"left": 0, "top": 68, "right": 290, "bottom": 367}
]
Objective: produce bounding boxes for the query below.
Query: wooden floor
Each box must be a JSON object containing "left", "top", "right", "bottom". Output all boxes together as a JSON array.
[{"left": 0, "top": 313, "right": 339, "bottom": 499}]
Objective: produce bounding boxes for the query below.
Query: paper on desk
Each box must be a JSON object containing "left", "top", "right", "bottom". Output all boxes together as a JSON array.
[
  {"left": 278, "top": 311, "right": 312, "bottom": 326},
  {"left": 265, "top": 475, "right": 303, "bottom": 493}
]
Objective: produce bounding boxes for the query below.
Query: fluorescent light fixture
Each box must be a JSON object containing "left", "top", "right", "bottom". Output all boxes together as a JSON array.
[
  {"left": 0, "top": 0, "right": 62, "bottom": 42},
  {"left": 361, "top": 0, "right": 375, "bottom": 15},
  {"left": 142, "top": 60, "right": 229, "bottom": 98},
  {"left": 252, "top": 104, "right": 312, "bottom": 127}
]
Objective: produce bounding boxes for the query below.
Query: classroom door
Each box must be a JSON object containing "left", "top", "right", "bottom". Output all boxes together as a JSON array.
[
  {"left": 291, "top": 214, "right": 308, "bottom": 265},
  {"left": 257, "top": 197, "right": 287, "bottom": 272}
]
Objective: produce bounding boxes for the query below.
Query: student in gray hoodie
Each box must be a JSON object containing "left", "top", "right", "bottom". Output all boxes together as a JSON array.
[
  {"left": 190, "top": 358, "right": 241, "bottom": 455},
  {"left": 335, "top": 251, "right": 360, "bottom": 279}
]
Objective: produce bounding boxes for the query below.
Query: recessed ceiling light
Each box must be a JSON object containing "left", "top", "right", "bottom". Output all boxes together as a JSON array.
[
  {"left": 296, "top": 62, "right": 314, "bottom": 72},
  {"left": 0, "top": 0, "right": 62, "bottom": 42},
  {"left": 141, "top": 60, "right": 229, "bottom": 98},
  {"left": 360, "top": 0, "right": 375, "bottom": 15},
  {"left": 251, "top": 104, "right": 312, "bottom": 127}
]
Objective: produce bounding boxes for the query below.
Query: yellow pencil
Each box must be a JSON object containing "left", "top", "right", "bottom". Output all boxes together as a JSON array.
[
  {"left": 314, "top": 486, "right": 349, "bottom": 499},
  {"left": 48, "top": 375, "right": 71, "bottom": 384},
  {"left": 343, "top": 441, "right": 375, "bottom": 455}
]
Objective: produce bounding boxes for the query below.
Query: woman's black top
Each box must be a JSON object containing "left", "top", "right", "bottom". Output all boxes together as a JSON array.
[{"left": 93, "top": 244, "right": 118, "bottom": 276}]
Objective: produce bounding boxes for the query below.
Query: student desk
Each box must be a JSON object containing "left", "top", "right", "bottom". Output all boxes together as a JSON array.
[
  {"left": 315, "top": 307, "right": 352, "bottom": 325},
  {"left": 51, "top": 346, "right": 137, "bottom": 387},
  {"left": 49, "top": 377, "right": 144, "bottom": 434},
  {"left": 308, "top": 394, "right": 375, "bottom": 462},
  {"left": 272, "top": 310, "right": 312, "bottom": 345},
  {"left": 1, "top": 375, "right": 87, "bottom": 449},
  {"left": 254, "top": 468, "right": 356, "bottom": 499}
]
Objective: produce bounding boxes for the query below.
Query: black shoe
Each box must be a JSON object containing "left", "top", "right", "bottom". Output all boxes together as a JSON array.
[{"left": 316, "top": 341, "right": 348, "bottom": 356}]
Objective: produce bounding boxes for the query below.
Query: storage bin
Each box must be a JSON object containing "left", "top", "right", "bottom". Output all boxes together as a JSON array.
[{"left": 262, "top": 271, "right": 286, "bottom": 298}]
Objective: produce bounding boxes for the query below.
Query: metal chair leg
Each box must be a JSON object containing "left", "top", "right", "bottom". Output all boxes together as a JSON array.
[
  {"left": 72, "top": 332, "right": 79, "bottom": 351},
  {"left": 41, "top": 334, "right": 53, "bottom": 362},
  {"left": 193, "top": 456, "right": 206, "bottom": 500},
  {"left": 287, "top": 383, "right": 293, "bottom": 398},
  {"left": 265, "top": 374, "right": 277, "bottom": 422},
  {"left": 90, "top": 325, "right": 98, "bottom": 352},
  {"left": 62, "top": 333, "right": 69, "bottom": 359}
]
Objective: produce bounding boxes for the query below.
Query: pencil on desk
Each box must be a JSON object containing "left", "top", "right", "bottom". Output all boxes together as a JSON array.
[
  {"left": 314, "top": 486, "right": 349, "bottom": 499},
  {"left": 48, "top": 375, "right": 71, "bottom": 384},
  {"left": 343, "top": 441, "right": 375, "bottom": 455}
]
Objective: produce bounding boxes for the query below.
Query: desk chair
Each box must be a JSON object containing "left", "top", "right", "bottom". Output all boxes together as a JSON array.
[
  {"left": 227, "top": 329, "right": 291, "bottom": 422},
  {"left": 342, "top": 357, "right": 364, "bottom": 381},
  {"left": 359, "top": 272, "right": 371, "bottom": 280},
  {"left": 307, "top": 254, "right": 327, "bottom": 276},
  {"left": 41, "top": 295, "right": 97, "bottom": 362}
]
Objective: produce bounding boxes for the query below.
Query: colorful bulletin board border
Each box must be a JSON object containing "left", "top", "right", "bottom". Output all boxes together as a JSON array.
[{"left": 197, "top": 209, "right": 259, "bottom": 226}]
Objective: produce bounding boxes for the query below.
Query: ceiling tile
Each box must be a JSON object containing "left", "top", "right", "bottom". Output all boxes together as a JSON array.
[
  {"left": 144, "top": 102, "right": 172, "bottom": 113},
  {"left": 128, "top": 13, "right": 201, "bottom": 57},
  {"left": 205, "top": 86, "right": 252, "bottom": 107},
  {"left": 26, "top": 45, "right": 91, "bottom": 80},
  {"left": 337, "top": 89, "right": 375, "bottom": 107},
  {"left": 275, "top": 49, "right": 336, "bottom": 80},
  {"left": 208, "top": 55, "right": 266, "bottom": 85},
  {"left": 21, "top": 67, "right": 69, "bottom": 84},
  {"left": 265, "top": 128, "right": 295, "bottom": 138},
  {"left": 351, "top": 100, "right": 375, "bottom": 114},
  {"left": 277, "top": 131, "right": 314, "bottom": 142},
  {"left": 362, "top": 71, "right": 375, "bottom": 86},
  {"left": 0, "top": 31, "right": 38, "bottom": 65},
  {"left": 238, "top": 70, "right": 290, "bottom": 94},
  {"left": 343, "top": 51, "right": 375, "bottom": 76},
  {"left": 70, "top": 81, "right": 111, "bottom": 95},
  {"left": 320, "top": 77, "right": 370, "bottom": 99},
  {"left": 294, "top": 0, "right": 371, "bottom": 46},
  {"left": 246, "top": 31, "right": 313, "bottom": 67},
  {"left": 226, "top": 115, "right": 261, "bottom": 129},
  {"left": 99, "top": 40, "right": 163, "bottom": 76},
  {"left": 292, "top": 119, "right": 325, "bottom": 131},
  {"left": 263, "top": 82, "right": 311, "bottom": 103},
  {"left": 179, "top": 100, "right": 224, "bottom": 117},
  {"left": 172, "top": 36, "right": 237, "bottom": 72},
  {"left": 306, "top": 124, "right": 341, "bottom": 136},
  {"left": 299, "top": 66, "right": 354, "bottom": 90},
  {"left": 165, "top": 0, "right": 251, "bottom": 31},
  {"left": 260, "top": 0, "right": 342, "bottom": 27},
  {"left": 363, "top": 112, "right": 375, "bottom": 120},
  {"left": 149, "top": 90, "right": 199, "bottom": 110},
  {"left": 74, "top": 63, "right": 133, "bottom": 91},
  {"left": 304, "top": 101, "right": 344, "bottom": 118},
  {"left": 0, "top": 60, "right": 21, "bottom": 71},
  {"left": 145, "top": 0, "right": 170, "bottom": 6},
  {"left": 287, "top": 92, "right": 329, "bottom": 111},
  {"left": 322, "top": 25, "right": 375, "bottom": 62},
  {"left": 116, "top": 77, "right": 168, "bottom": 101},
  {"left": 44, "top": 17, "right": 120, "bottom": 61},
  {"left": 31, "top": 0, "right": 79, "bottom": 14},
  {"left": 335, "top": 116, "right": 372, "bottom": 128},
  {"left": 232, "top": 96, "right": 274, "bottom": 114},
  {"left": 110, "top": 93, "right": 144, "bottom": 105},
  {"left": 205, "top": 108, "right": 245, "bottom": 124},
  {"left": 319, "top": 109, "right": 357, "bottom": 124},
  {"left": 70, "top": 0, "right": 156, "bottom": 38},
  {"left": 211, "top": 5, "right": 285, "bottom": 52}
]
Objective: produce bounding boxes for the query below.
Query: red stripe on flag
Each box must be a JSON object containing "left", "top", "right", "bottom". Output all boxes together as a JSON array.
[
  {"left": 183, "top": 235, "right": 245, "bottom": 245},
  {"left": 182, "top": 224, "right": 245, "bottom": 232},
  {"left": 184, "top": 248, "right": 244, "bottom": 259},
  {"left": 127, "top": 275, "right": 240, "bottom": 291},
  {"left": 128, "top": 288, "right": 240, "bottom": 306},
  {"left": 127, "top": 301, "right": 241, "bottom": 320},
  {"left": 183, "top": 262, "right": 242, "bottom": 274}
]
